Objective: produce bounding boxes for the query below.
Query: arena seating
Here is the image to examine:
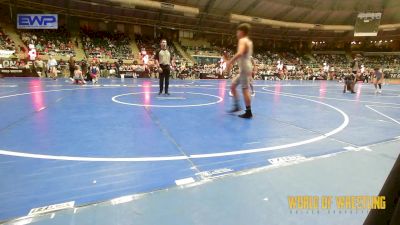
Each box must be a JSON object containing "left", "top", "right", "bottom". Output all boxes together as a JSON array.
[
  {"left": 179, "top": 38, "right": 223, "bottom": 57},
  {"left": 19, "top": 26, "right": 75, "bottom": 56},
  {"left": 81, "top": 28, "right": 132, "bottom": 59},
  {"left": 0, "top": 27, "right": 16, "bottom": 51},
  {"left": 312, "top": 53, "right": 349, "bottom": 68},
  {"left": 361, "top": 55, "right": 400, "bottom": 69},
  {"left": 135, "top": 34, "right": 188, "bottom": 68},
  {"left": 2, "top": 26, "right": 400, "bottom": 81}
]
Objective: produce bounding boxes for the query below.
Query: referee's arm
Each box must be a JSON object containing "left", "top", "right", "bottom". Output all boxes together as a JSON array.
[
  {"left": 154, "top": 51, "right": 160, "bottom": 68},
  {"left": 171, "top": 53, "right": 176, "bottom": 67}
]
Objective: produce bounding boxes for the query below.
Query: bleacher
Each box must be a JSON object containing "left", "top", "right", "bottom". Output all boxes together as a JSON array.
[
  {"left": 134, "top": 34, "right": 188, "bottom": 68},
  {"left": 81, "top": 28, "right": 132, "bottom": 60},
  {"left": 19, "top": 26, "right": 75, "bottom": 57},
  {"left": 0, "top": 27, "right": 16, "bottom": 51}
]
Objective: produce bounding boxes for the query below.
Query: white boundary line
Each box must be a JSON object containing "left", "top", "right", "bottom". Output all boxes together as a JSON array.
[
  {"left": 6, "top": 138, "right": 400, "bottom": 225},
  {"left": 262, "top": 87, "right": 400, "bottom": 106},
  {"left": 190, "top": 92, "right": 349, "bottom": 158},
  {"left": 0, "top": 87, "right": 112, "bottom": 99},
  {"left": 112, "top": 91, "right": 223, "bottom": 108},
  {"left": 365, "top": 105, "right": 400, "bottom": 126},
  {"left": 0, "top": 150, "right": 189, "bottom": 161},
  {"left": 365, "top": 104, "right": 400, "bottom": 109},
  {"left": 0, "top": 86, "right": 349, "bottom": 162}
]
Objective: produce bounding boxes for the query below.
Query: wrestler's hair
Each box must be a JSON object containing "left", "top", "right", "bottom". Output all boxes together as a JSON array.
[{"left": 237, "top": 23, "right": 251, "bottom": 35}]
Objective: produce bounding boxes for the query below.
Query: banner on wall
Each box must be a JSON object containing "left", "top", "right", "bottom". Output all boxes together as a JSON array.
[
  {"left": 17, "top": 14, "right": 58, "bottom": 29},
  {"left": 0, "top": 58, "right": 38, "bottom": 77},
  {"left": 388, "top": 72, "right": 400, "bottom": 79},
  {"left": 0, "top": 50, "right": 16, "bottom": 58}
]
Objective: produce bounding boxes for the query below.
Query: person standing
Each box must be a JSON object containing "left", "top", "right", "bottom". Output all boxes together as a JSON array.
[
  {"left": 226, "top": 23, "right": 254, "bottom": 119},
  {"left": 68, "top": 56, "right": 76, "bottom": 79},
  {"left": 99, "top": 61, "right": 106, "bottom": 78},
  {"left": 106, "top": 61, "right": 111, "bottom": 78},
  {"left": 219, "top": 51, "right": 228, "bottom": 78},
  {"left": 344, "top": 56, "right": 359, "bottom": 94},
  {"left": 81, "top": 60, "right": 88, "bottom": 81},
  {"left": 373, "top": 67, "right": 384, "bottom": 94},
  {"left": 115, "top": 60, "right": 120, "bottom": 78},
  {"left": 28, "top": 46, "right": 37, "bottom": 61},
  {"left": 47, "top": 56, "right": 58, "bottom": 80},
  {"left": 155, "top": 39, "right": 175, "bottom": 95},
  {"left": 34, "top": 57, "right": 44, "bottom": 77},
  {"left": 323, "top": 62, "right": 330, "bottom": 79}
]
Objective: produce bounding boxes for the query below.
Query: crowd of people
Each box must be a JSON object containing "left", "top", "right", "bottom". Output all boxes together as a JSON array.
[
  {"left": 31, "top": 57, "right": 151, "bottom": 82},
  {"left": 312, "top": 54, "right": 348, "bottom": 67},
  {"left": 19, "top": 26, "right": 75, "bottom": 56},
  {"left": 81, "top": 28, "right": 133, "bottom": 59},
  {"left": 158, "top": 49, "right": 400, "bottom": 83},
  {"left": 360, "top": 55, "right": 400, "bottom": 69},
  {"left": 1, "top": 27, "right": 400, "bottom": 83},
  {"left": 3, "top": 50, "right": 399, "bottom": 84},
  {"left": 134, "top": 34, "right": 190, "bottom": 72},
  {"left": 0, "top": 27, "right": 16, "bottom": 51}
]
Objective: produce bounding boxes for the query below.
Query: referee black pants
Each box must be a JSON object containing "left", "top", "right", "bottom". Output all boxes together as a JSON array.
[{"left": 159, "top": 65, "right": 170, "bottom": 94}]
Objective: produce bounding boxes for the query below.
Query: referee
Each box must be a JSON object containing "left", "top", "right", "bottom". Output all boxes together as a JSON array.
[{"left": 155, "top": 39, "right": 175, "bottom": 95}]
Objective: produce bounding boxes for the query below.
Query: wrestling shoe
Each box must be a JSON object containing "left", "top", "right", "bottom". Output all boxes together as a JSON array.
[
  {"left": 238, "top": 110, "right": 253, "bottom": 119},
  {"left": 228, "top": 105, "right": 241, "bottom": 113}
]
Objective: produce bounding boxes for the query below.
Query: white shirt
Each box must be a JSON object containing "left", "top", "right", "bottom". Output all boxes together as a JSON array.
[
  {"left": 277, "top": 63, "right": 283, "bottom": 71},
  {"left": 28, "top": 49, "right": 37, "bottom": 61},
  {"left": 143, "top": 55, "right": 149, "bottom": 65},
  {"left": 47, "top": 58, "right": 57, "bottom": 68},
  {"left": 323, "top": 65, "right": 329, "bottom": 72}
]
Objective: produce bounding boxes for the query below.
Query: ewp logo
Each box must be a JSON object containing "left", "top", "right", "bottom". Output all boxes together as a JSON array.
[{"left": 17, "top": 14, "right": 58, "bottom": 29}]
